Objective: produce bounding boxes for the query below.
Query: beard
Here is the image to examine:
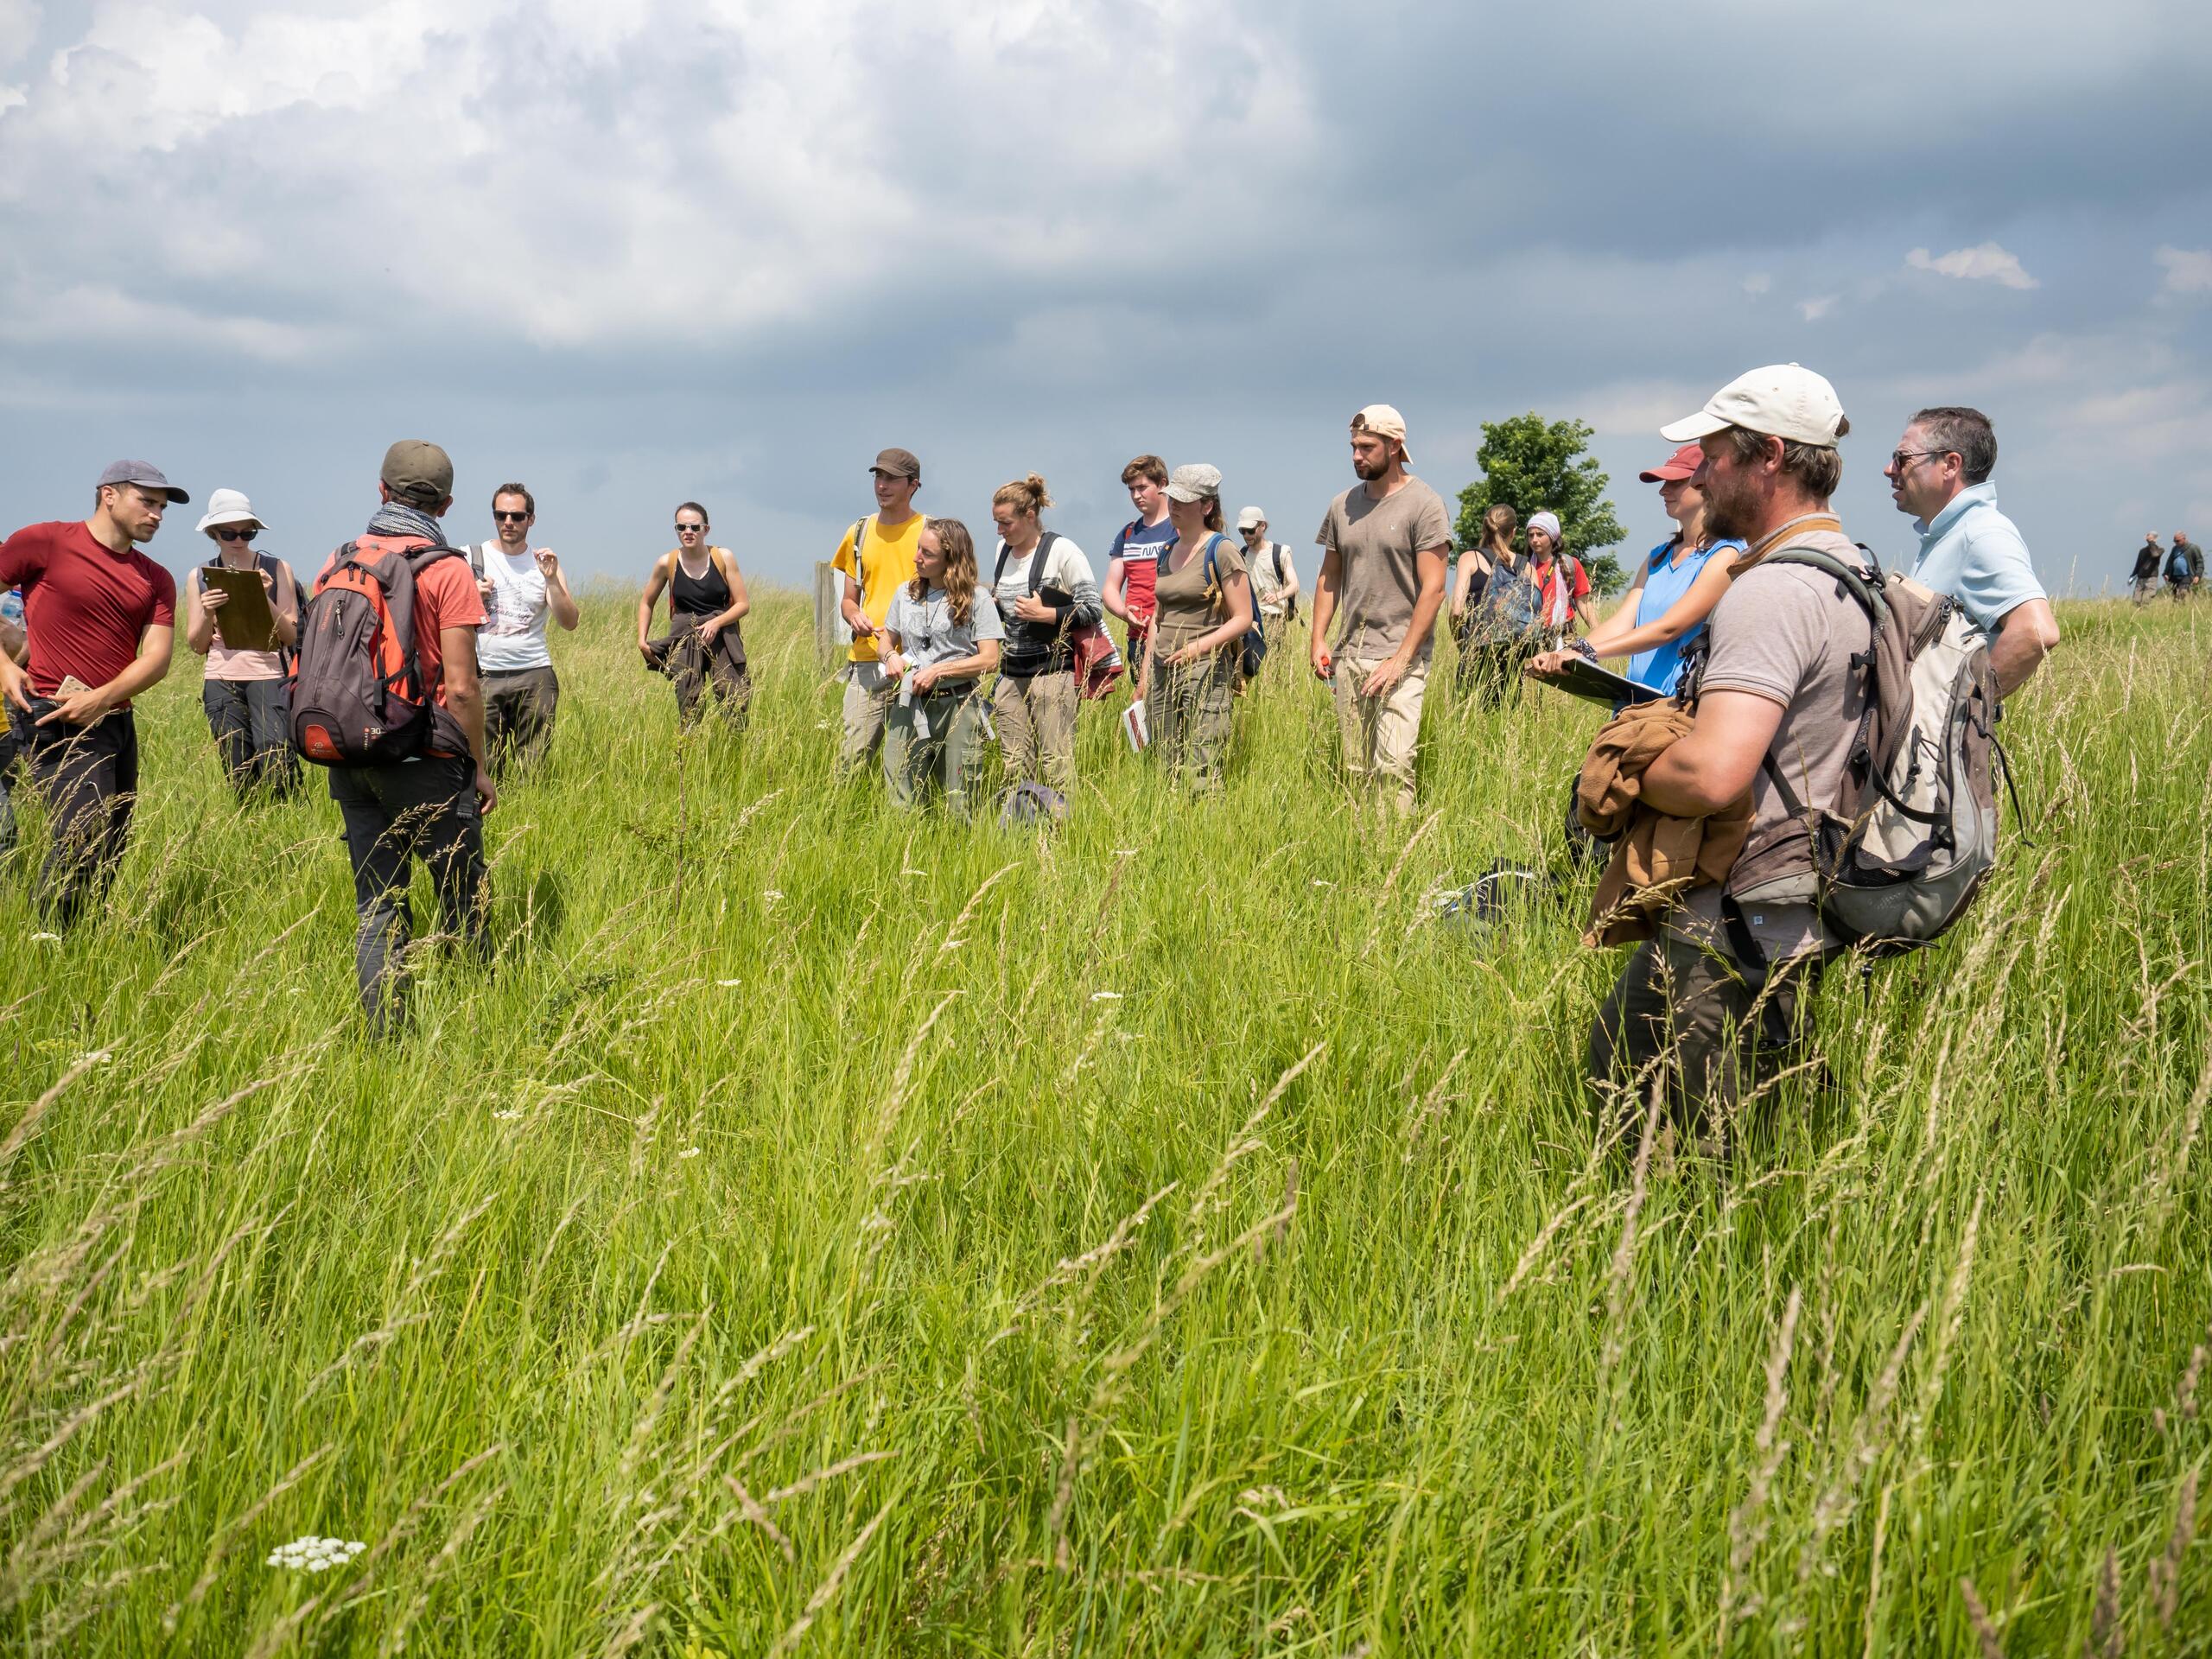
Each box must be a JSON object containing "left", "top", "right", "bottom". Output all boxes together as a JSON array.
[
  {"left": 1702, "top": 471, "right": 1757, "bottom": 542},
  {"left": 1352, "top": 455, "right": 1386, "bottom": 480}
]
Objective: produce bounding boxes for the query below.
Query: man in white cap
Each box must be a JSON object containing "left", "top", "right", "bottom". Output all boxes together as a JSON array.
[
  {"left": 0, "top": 461, "right": 181, "bottom": 926},
  {"left": 183, "top": 487, "right": 302, "bottom": 799},
  {"left": 1311, "top": 405, "right": 1452, "bottom": 812},
  {"left": 1236, "top": 505, "right": 1300, "bottom": 642},
  {"left": 1586, "top": 365, "right": 1868, "bottom": 1122}
]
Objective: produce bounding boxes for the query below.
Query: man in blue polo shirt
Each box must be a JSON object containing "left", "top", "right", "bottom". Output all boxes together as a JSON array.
[{"left": 1885, "top": 405, "right": 2059, "bottom": 697}]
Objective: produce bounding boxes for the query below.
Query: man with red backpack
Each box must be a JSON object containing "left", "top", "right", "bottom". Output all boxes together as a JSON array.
[{"left": 299, "top": 440, "right": 493, "bottom": 1033}]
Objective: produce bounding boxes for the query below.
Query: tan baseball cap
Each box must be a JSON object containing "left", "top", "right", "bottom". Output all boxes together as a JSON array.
[
  {"left": 1661, "top": 363, "right": 1846, "bottom": 448},
  {"left": 871, "top": 447, "right": 921, "bottom": 481},
  {"left": 1351, "top": 404, "right": 1412, "bottom": 465},
  {"left": 381, "top": 439, "right": 454, "bottom": 507}
]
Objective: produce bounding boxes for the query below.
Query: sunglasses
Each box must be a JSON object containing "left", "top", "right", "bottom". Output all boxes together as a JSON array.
[
  {"left": 494, "top": 510, "right": 530, "bottom": 524},
  {"left": 1889, "top": 449, "right": 1939, "bottom": 472},
  {"left": 675, "top": 523, "right": 706, "bottom": 533},
  {"left": 214, "top": 528, "right": 258, "bottom": 543}
]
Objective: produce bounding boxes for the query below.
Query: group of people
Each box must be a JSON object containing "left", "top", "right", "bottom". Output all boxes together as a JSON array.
[
  {"left": 0, "top": 372, "right": 2064, "bottom": 1122},
  {"left": 2132, "top": 530, "right": 2203, "bottom": 601}
]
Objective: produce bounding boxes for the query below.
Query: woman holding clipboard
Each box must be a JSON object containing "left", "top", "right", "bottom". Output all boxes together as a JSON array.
[{"left": 183, "top": 487, "right": 301, "bottom": 799}]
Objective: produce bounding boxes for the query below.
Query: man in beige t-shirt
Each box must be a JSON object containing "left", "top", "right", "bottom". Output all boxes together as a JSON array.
[
  {"left": 1587, "top": 363, "right": 1869, "bottom": 1126},
  {"left": 1310, "top": 404, "right": 1451, "bottom": 813}
]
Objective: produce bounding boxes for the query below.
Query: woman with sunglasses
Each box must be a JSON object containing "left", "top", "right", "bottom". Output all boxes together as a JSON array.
[
  {"left": 182, "top": 487, "right": 300, "bottom": 798},
  {"left": 637, "top": 501, "right": 751, "bottom": 728}
]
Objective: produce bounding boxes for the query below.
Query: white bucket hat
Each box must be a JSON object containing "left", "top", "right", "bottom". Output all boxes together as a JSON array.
[
  {"left": 195, "top": 487, "right": 266, "bottom": 534},
  {"left": 1164, "top": 463, "right": 1224, "bottom": 504}
]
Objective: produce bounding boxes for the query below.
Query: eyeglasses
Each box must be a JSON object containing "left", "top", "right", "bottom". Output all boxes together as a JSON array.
[
  {"left": 675, "top": 523, "right": 706, "bottom": 533},
  {"left": 1889, "top": 449, "right": 1940, "bottom": 472},
  {"left": 494, "top": 510, "right": 530, "bottom": 524},
  {"left": 214, "top": 528, "right": 258, "bottom": 543}
]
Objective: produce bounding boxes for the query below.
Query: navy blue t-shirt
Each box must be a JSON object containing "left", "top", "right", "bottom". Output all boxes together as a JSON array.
[{"left": 1108, "top": 516, "right": 1176, "bottom": 618}]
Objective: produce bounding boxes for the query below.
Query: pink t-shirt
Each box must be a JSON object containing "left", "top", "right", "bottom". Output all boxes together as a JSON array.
[{"left": 190, "top": 554, "right": 298, "bottom": 683}]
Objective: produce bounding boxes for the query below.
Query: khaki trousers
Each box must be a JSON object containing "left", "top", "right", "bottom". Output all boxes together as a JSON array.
[
  {"left": 1147, "top": 652, "right": 1237, "bottom": 795},
  {"left": 838, "top": 664, "right": 894, "bottom": 778},
  {"left": 994, "top": 671, "right": 1077, "bottom": 796},
  {"left": 1332, "top": 655, "right": 1427, "bottom": 813}
]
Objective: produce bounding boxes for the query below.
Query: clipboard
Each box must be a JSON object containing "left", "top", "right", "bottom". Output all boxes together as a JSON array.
[
  {"left": 1534, "top": 656, "right": 1664, "bottom": 707},
  {"left": 200, "top": 564, "right": 280, "bottom": 652}
]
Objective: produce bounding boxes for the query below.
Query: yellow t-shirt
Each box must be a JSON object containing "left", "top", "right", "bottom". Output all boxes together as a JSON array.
[{"left": 831, "top": 512, "right": 925, "bottom": 663}]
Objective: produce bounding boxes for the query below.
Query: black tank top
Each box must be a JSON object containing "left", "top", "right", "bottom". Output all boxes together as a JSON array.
[{"left": 671, "top": 550, "right": 731, "bottom": 617}]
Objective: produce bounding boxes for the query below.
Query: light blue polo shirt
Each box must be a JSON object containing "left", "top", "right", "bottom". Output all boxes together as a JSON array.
[{"left": 1909, "top": 480, "right": 2044, "bottom": 632}]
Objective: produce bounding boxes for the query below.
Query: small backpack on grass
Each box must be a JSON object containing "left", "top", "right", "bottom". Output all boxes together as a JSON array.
[
  {"left": 1720, "top": 548, "right": 1999, "bottom": 963},
  {"left": 288, "top": 537, "right": 467, "bottom": 766}
]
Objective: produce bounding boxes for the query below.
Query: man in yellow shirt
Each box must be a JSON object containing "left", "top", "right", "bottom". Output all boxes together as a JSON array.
[{"left": 831, "top": 448, "right": 926, "bottom": 778}]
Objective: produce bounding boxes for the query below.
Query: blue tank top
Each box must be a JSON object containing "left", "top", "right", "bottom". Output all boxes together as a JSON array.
[{"left": 1628, "top": 535, "right": 1743, "bottom": 694}]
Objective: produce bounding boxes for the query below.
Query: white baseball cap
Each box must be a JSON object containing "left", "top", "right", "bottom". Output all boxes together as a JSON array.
[
  {"left": 1236, "top": 505, "right": 1266, "bottom": 531},
  {"left": 1660, "top": 363, "right": 1847, "bottom": 448},
  {"left": 194, "top": 487, "right": 266, "bottom": 533}
]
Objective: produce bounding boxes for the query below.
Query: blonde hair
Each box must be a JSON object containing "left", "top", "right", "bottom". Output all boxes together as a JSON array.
[
  {"left": 993, "top": 473, "right": 1052, "bottom": 519},
  {"left": 912, "top": 517, "right": 979, "bottom": 628},
  {"left": 1481, "top": 503, "right": 1518, "bottom": 553}
]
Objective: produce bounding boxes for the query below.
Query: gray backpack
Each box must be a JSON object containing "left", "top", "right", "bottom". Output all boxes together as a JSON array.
[{"left": 1719, "top": 549, "right": 1999, "bottom": 963}]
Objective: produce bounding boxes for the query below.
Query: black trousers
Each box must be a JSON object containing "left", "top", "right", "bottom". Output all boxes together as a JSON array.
[
  {"left": 483, "top": 665, "right": 560, "bottom": 775},
  {"left": 10, "top": 701, "right": 139, "bottom": 929},
  {"left": 328, "top": 754, "right": 486, "bottom": 1035},
  {"left": 202, "top": 677, "right": 299, "bottom": 799}
]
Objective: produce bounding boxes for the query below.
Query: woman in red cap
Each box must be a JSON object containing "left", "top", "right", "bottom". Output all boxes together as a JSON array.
[{"left": 1528, "top": 442, "right": 1744, "bottom": 697}]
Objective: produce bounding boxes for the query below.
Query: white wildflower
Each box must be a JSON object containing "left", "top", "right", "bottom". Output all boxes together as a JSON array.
[
  {"left": 492, "top": 1109, "right": 523, "bottom": 1122},
  {"left": 72, "top": 1049, "right": 113, "bottom": 1067},
  {"left": 31, "top": 931, "right": 60, "bottom": 943},
  {"left": 1312, "top": 880, "right": 1334, "bottom": 888},
  {"left": 267, "top": 1535, "right": 366, "bottom": 1573},
  {"left": 1112, "top": 849, "right": 1138, "bottom": 857},
  {"left": 715, "top": 978, "right": 742, "bottom": 988},
  {"left": 940, "top": 938, "right": 965, "bottom": 952},
  {"left": 762, "top": 889, "right": 784, "bottom": 906},
  {"left": 1090, "top": 991, "right": 1122, "bottom": 1002},
  {"left": 677, "top": 1147, "right": 702, "bottom": 1160}
]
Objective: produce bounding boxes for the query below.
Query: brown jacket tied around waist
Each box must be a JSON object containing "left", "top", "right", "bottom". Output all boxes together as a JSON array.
[{"left": 1576, "top": 699, "right": 1753, "bottom": 948}]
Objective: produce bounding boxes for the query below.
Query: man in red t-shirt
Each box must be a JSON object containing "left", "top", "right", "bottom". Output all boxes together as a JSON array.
[
  {"left": 321, "top": 440, "right": 494, "bottom": 1034},
  {"left": 0, "top": 461, "right": 183, "bottom": 926}
]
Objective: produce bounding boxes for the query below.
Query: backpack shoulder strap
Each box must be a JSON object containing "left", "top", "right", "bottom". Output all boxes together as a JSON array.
[
  {"left": 467, "top": 541, "right": 486, "bottom": 578},
  {"left": 851, "top": 518, "right": 867, "bottom": 588},
  {"left": 1029, "top": 530, "right": 1059, "bottom": 595},
  {"left": 992, "top": 539, "right": 1012, "bottom": 589},
  {"left": 1763, "top": 546, "right": 1882, "bottom": 626}
]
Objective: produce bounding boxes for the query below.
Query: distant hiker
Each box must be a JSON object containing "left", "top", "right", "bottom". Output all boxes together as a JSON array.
[
  {"left": 638, "top": 502, "right": 750, "bottom": 728},
  {"left": 1236, "top": 505, "right": 1300, "bottom": 645},
  {"left": 1453, "top": 503, "right": 1541, "bottom": 709},
  {"left": 1525, "top": 512, "right": 1592, "bottom": 640},
  {"left": 1586, "top": 365, "right": 1870, "bottom": 1117},
  {"left": 879, "top": 518, "right": 1001, "bottom": 818},
  {"left": 1103, "top": 455, "right": 1173, "bottom": 693},
  {"left": 989, "top": 472, "right": 1100, "bottom": 800},
  {"left": 1147, "top": 465, "right": 1255, "bottom": 794},
  {"left": 183, "top": 487, "right": 301, "bottom": 799},
  {"left": 1528, "top": 443, "right": 1745, "bottom": 698},
  {"left": 2133, "top": 534, "right": 2164, "bottom": 602},
  {"left": 830, "top": 448, "right": 925, "bottom": 777},
  {"left": 1311, "top": 405, "right": 1452, "bottom": 813},
  {"left": 1886, "top": 407, "right": 2059, "bottom": 696},
  {"left": 467, "top": 482, "right": 578, "bottom": 772},
  {"left": 2178, "top": 530, "right": 2205, "bottom": 590},
  {"left": 304, "top": 440, "right": 494, "bottom": 1034},
  {"left": 0, "top": 461, "right": 181, "bottom": 927},
  {"left": 2168, "top": 534, "right": 2200, "bottom": 600}
]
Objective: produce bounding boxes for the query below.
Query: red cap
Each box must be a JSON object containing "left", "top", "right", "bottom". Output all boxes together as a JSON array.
[{"left": 1638, "top": 442, "right": 1705, "bottom": 483}]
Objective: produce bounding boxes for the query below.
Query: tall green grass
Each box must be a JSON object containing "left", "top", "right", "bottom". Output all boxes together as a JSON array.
[{"left": 1, "top": 588, "right": 2204, "bottom": 1655}]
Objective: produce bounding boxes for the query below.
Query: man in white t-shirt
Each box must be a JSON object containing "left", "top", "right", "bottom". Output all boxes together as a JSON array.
[
  {"left": 471, "top": 482, "right": 579, "bottom": 776},
  {"left": 1236, "top": 505, "right": 1300, "bottom": 636}
]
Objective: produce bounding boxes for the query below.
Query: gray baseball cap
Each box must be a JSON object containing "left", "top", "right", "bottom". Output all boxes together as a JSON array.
[
  {"left": 1236, "top": 505, "right": 1267, "bottom": 531},
  {"left": 1164, "top": 463, "right": 1223, "bottom": 503},
  {"left": 96, "top": 460, "right": 189, "bottom": 504}
]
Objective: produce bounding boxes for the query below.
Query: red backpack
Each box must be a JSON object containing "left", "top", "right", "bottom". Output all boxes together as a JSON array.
[{"left": 288, "top": 536, "right": 466, "bottom": 766}]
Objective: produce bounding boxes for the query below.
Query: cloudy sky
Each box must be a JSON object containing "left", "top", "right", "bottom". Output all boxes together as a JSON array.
[{"left": 3, "top": 0, "right": 2209, "bottom": 595}]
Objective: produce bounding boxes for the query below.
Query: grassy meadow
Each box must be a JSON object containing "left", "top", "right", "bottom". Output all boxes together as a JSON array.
[{"left": 1, "top": 583, "right": 2207, "bottom": 1656}]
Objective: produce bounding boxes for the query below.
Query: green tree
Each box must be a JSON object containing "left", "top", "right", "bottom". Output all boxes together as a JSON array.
[{"left": 1453, "top": 412, "right": 1630, "bottom": 596}]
